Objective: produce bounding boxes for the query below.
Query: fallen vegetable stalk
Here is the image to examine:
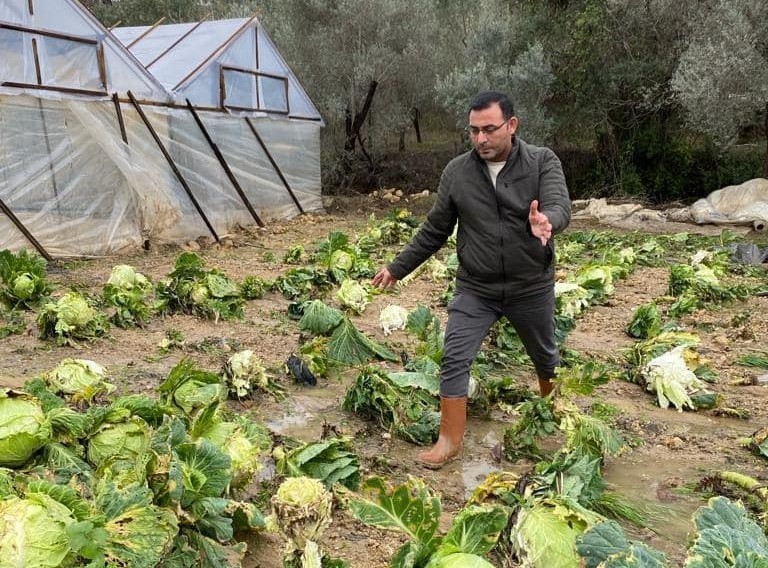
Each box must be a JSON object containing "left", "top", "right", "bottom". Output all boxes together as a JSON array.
[{"left": 717, "top": 471, "right": 768, "bottom": 503}]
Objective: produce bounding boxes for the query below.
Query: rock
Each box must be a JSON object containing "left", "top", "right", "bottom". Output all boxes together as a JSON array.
[
  {"left": 321, "top": 196, "right": 335, "bottom": 209},
  {"left": 183, "top": 240, "right": 201, "bottom": 251},
  {"left": 394, "top": 189, "right": 404, "bottom": 197}
]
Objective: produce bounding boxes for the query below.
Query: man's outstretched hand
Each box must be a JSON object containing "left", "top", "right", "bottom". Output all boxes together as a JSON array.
[
  {"left": 372, "top": 266, "right": 398, "bottom": 289},
  {"left": 529, "top": 200, "right": 552, "bottom": 246}
]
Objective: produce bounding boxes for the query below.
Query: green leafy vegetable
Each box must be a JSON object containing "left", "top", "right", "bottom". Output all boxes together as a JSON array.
[
  {"left": 336, "top": 278, "right": 372, "bottom": 314},
  {"left": 626, "top": 303, "right": 662, "bottom": 339},
  {"left": 275, "top": 437, "right": 360, "bottom": 490},
  {"left": 37, "top": 291, "right": 109, "bottom": 345},
  {"left": 299, "top": 300, "right": 344, "bottom": 335},
  {"left": 0, "top": 391, "right": 51, "bottom": 467},
  {"left": 156, "top": 253, "right": 244, "bottom": 321},
  {"left": 43, "top": 359, "right": 115, "bottom": 403},
  {"left": 271, "top": 476, "right": 334, "bottom": 567},
  {"left": 0, "top": 248, "right": 51, "bottom": 309},
  {"left": 577, "top": 519, "right": 667, "bottom": 568},
  {"left": 103, "top": 264, "right": 155, "bottom": 327},
  {"left": 327, "top": 317, "right": 398, "bottom": 366},
  {"left": 343, "top": 366, "right": 440, "bottom": 445}
]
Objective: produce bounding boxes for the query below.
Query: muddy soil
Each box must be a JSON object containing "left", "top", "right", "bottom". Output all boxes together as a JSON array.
[{"left": 1, "top": 194, "right": 766, "bottom": 567}]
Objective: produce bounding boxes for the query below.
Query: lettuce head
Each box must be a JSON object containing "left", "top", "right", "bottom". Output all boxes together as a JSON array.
[
  {"left": 0, "top": 493, "right": 77, "bottom": 568},
  {"left": 0, "top": 393, "right": 50, "bottom": 467}
]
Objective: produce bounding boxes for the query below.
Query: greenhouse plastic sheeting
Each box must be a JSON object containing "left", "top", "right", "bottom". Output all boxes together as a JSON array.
[
  {"left": 0, "top": 94, "right": 322, "bottom": 257},
  {"left": 0, "top": 96, "right": 147, "bottom": 256}
]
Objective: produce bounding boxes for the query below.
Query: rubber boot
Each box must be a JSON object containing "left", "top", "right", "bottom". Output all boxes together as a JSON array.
[
  {"left": 538, "top": 377, "right": 554, "bottom": 397},
  {"left": 417, "top": 396, "right": 467, "bottom": 469}
]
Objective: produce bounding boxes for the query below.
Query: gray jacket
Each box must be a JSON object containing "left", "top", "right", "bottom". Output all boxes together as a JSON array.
[{"left": 388, "top": 137, "right": 571, "bottom": 300}]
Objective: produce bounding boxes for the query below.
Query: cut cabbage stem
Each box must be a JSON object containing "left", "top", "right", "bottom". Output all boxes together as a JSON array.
[{"left": 718, "top": 471, "right": 768, "bottom": 502}]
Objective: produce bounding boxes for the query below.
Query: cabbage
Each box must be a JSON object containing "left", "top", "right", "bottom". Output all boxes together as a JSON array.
[
  {"left": 12, "top": 273, "right": 36, "bottom": 300},
  {"left": 512, "top": 499, "right": 599, "bottom": 567},
  {"left": 224, "top": 350, "right": 269, "bottom": 398},
  {"left": 0, "top": 394, "right": 50, "bottom": 467},
  {"left": 103, "top": 265, "right": 154, "bottom": 328},
  {"left": 336, "top": 279, "right": 371, "bottom": 314},
  {"left": 108, "top": 265, "right": 149, "bottom": 289},
  {"left": 190, "top": 284, "right": 210, "bottom": 305},
  {"left": 330, "top": 250, "right": 354, "bottom": 272},
  {"left": 272, "top": 476, "right": 333, "bottom": 554},
  {"left": 159, "top": 360, "right": 227, "bottom": 418},
  {"left": 200, "top": 418, "right": 270, "bottom": 489},
  {"left": 0, "top": 493, "right": 77, "bottom": 567},
  {"left": 87, "top": 417, "right": 151, "bottom": 467},
  {"left": 37, "top": 291, "right": 109, "bottom": 345},
  {"left": 642, "top": 345, "right": 709, "bottom": 411},
  {"left": 44, "top": 359, "right": 114, "bottom": 403},
  {"left": 55, "top": 292, "right": 95, "bottom": 328},
  {"left": 379, "top": 305, "right": 409, "bottom": 336}
]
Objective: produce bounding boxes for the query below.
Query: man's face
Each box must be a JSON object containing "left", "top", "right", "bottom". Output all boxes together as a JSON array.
[{"left": 468, "top": 103, "right": 517, "bottom": 162}]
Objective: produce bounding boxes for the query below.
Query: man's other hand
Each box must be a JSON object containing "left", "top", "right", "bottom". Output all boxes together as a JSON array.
[
  {"left": 372, "top": 267, "right": 398, "bottom": 289},
  {"left": 529, "top": 200, "right": 552, "bottom": 246}
]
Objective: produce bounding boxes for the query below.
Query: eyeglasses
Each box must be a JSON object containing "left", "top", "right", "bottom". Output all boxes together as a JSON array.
[{"left": 466, "top": 121, "right": 508, "bottom": 136}]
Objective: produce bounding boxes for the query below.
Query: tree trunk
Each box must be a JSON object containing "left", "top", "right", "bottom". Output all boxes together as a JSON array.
[
  {"left": 764, "top": 101, "right": 768, "bottom": 178},
  {"left": 411, "top": 107, "right": 422, "bottom": 143},
  {"left": 344, "top": 80, "right": 378, "bottom": 152}
]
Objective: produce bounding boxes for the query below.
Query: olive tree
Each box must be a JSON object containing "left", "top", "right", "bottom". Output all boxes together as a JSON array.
[
  {"left": 260, "top": 0, "right": 445, "bottom": 187},
  {"left": 88, "top": 0, "right": 261, "bottom": 25},
  {"left": 671, "top": 0, "right": 768, "bottom": 174}
]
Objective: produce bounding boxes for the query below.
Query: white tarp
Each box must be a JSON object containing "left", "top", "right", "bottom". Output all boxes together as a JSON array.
[{"left": 689, "top": 178, "right": 768, "bottom": 232}]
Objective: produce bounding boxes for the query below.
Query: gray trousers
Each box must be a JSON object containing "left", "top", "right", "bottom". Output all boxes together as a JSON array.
[{"left": 440, "top": 288, "right": 559, "bottom": 397}]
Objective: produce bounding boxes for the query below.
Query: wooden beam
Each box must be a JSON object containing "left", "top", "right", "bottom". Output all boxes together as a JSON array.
[
  {"left": 146, "top": 18, "right": 207, "bottom": 69},
  {"left": 0, "top": 23, "right": 99, "bottom": 45},
  {"left": 245, "top": 117, "right": 304, "bottom": 214},
  {"left": 112, "top": 93, "right": 127, "bottom": 144},
  {"left": 186, "top": 99, "right": 264, "bottom": 227},
  {"left": 0, "top": 198, "right": 52, "bottom": 261},
  {"left": 2, "top": 82, "right": 108, "bottom": 97},
  {"left": 125, "top": 17, "right": 166, "bottom": 49}
]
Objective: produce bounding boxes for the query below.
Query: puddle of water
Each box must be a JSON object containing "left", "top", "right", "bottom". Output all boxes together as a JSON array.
[
  {"left": 604, "top": 455, "right": 705, "bottom": 558},
  {"left": 266, "top": 386, "right": 347, "bottom": 438}
]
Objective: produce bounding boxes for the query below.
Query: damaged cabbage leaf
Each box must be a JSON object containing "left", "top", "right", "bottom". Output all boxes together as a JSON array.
[
  {"left": 327, "top": 317, "right": 398, "bottom": 366},
  {"left": 156, "top": 252, "right": 244, "bottom": 321},
  {"left": 42, "top": 359, "right": 115, "bottom": 403},
  {"left": 343, "top": 366, "right": 440, "bottom": 445},
  {"left": 275, "top": 437, "right": 360, "bottom": 490}
]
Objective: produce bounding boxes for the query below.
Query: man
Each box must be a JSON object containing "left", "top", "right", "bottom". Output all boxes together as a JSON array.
[{"left": 372, "top": 90, "right": 571, "bottom": 469}]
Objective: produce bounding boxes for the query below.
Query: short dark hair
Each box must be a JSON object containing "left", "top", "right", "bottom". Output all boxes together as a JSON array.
[{"left": 469, "top": 90, "right": 514, "bottom": 119}]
